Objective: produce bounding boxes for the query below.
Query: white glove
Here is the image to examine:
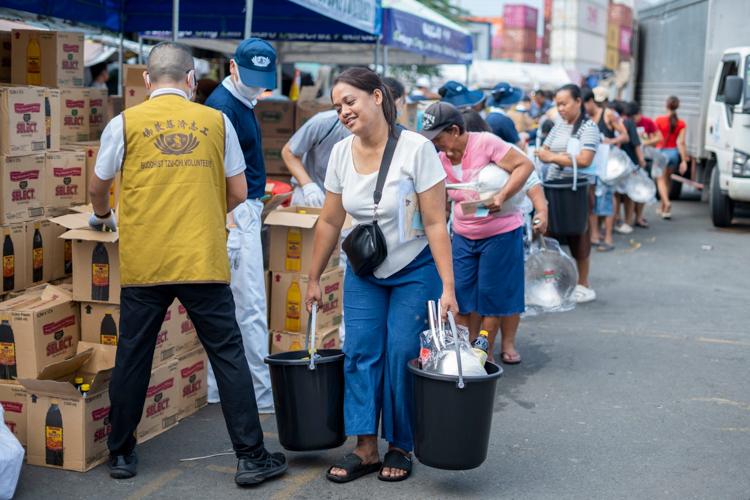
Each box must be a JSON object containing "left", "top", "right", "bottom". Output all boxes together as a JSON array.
[
  {"left": 88, "top": 211, "right": 118, "bottom": 232},
  {"left": 227, "top": 226, "right": 241, "bottom": 270},
  {"left": 302, "top": 183, "right": 325, "bottom": 208}
]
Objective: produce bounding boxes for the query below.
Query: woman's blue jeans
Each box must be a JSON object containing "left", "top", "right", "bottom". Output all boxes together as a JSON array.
[{"left": 342, "top": 246, "right": 441, "bottom": 452}]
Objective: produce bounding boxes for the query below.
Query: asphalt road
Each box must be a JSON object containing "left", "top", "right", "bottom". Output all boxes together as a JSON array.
[{"left": 13, "top": 196, "right": 750, "bottom": 499}]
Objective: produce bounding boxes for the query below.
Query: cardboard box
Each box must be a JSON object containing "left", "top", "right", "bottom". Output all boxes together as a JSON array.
[
  {"left": 263, "top": 136, "right": 291, "bottom": 175},
  {"left": 0, "top": 86, "right": 46, "bottom": 157},
  {"left": 18, "top": 343, "right": 116, "bottom": 472},
  {"left": 397, "top": 100, "right": 436, "bottom": 132},
  {"left": 606, "top": 23, "right": 620, "bottom": 49},
  {"left": 151, "top": 299, "right": 181, "bottom": 368},
  {"left": 0, "top": 381, "right": 27, "bottom": 445},
  {"left": 80, "top": 302, "right": 120, "bottom": 346},
  {"left": 88, "top": 87, "right": 108, "bottom": 141},
  {"left": 1, "top": 223, "right": 27, "bottom": 294},
  {"left": 123, "top": 64, "right": 149, "bottom": 110},
  {"left": 107, "top": 95, "right": 122, "bottom": 122},
  {"left": 136, "top": 359, "right": 179, "bottom": 444},
  {"left": 0, "top": 154, "right": 46, "bottom": 223},
  {"left": 265, "top": 269, "right": 271, "bottom": 324},
  {"left": 270, "top": 326, "right": 340, "bottom": 354},
  {"left": 61, "top": 141, "right": 107, "bottom": 205},
  {"left": 10, "top": 30, "right": 84, "bottom": 88},
  {"left": 265, "top": 206, "right": 341, "bottom": 274},
  {"left": 176, "top": 346, "right": 208, "bottom": 420},
  {"left": 0, "top": 285, "right": 80, "bottom": 379},
  {"left": 270, "top": 267, "right": 343, "bottom": 334},
  {"left": 45, "top": 150, "right": 85, "bottom": 216},
  {"left": 25, "top": 219, "right": 55, "bottom": 286},
  {"left": 171, "top": 301, "right": 200, "bottom": 357},
  {"left": 59, "top": 88, "right": 90, "bottom": 143},
  {"left": 51, "top": 221, "right": 72, "bottom": 280},
  {"left": 295, "top": 99, "right": 334, "bottom": 131},
  {"left": 45, "top": 88, "right": 61, "bottom": 152},
  {"left": 255, "top": 100, "right": 295, "bottom": 137},
  {"left": 0, "top": 32, "right": 10, "bottom": 83},
  {"left": 606, "top": 46, "right": 620, "bottom": 70}
]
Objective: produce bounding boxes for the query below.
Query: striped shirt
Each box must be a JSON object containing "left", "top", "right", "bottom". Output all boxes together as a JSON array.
[{"left": 543, "top": 118, "right": 601, "bottom": 182}]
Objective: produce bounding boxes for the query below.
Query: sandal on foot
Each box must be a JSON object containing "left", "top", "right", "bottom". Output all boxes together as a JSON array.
[
  {"left": 501, "top": 352, "right": 522, "bottom": 365},
  {"left": 326, "top": 454, "right": 382, "bottom": 484},
  {"left": 378, "top": 450, "right": 413, "bottom": 482},
  {"left": 597, "top": 242, "right": 615, "bottom": 252},
  {"left": 635, "top": 220, "right": 649, "bottom": 228},
  {"left": 662, "top": 212, "right": 672, "bottom": 220}
]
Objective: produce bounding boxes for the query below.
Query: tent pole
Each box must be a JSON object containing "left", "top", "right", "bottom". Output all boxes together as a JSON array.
[
  {"left": 465, "top": 64, "right": 470, "bottom": 86},
  {"left": 245, "top": 0, "right": 254, "bottom": 38},
  {"left": 276, "top": 45, "right": 282, "bottom": 92},
  {"left": 383, "top": 45, "right": 388, "bottom": 76},
  {"left": 374, "top": 36, "right": 380, "bottom": 74},
  {"left": 172, "top": 0, "right": 179, "bottom": 42},
  {"left": 138, "top": 35, "right": 144, "bottom": 64}
]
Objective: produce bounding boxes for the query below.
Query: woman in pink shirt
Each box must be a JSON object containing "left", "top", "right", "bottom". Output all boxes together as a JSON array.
[{"left": 420, "top": 102, "right": 534, "bottom": 364}]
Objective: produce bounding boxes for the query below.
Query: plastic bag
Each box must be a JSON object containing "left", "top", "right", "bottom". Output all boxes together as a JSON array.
[
  {"left": 421, "top": 323, "right": 486, "bottom": 377},
  {"left": 0, "top": 405, "right": 24, "bottom": 500},
  {"left": 625, "top": 168, "right": 657, "bottom": 203},
  {"left": 523, "top": 237, "right": 578, "bottom": 316},
  {"left": 601, "top": 147, "right": 635, "bottom": 189}
]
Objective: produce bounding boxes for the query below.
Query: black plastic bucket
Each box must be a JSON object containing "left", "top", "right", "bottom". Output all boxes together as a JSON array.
[
  {"left": 263, "top": 307, "right": 346, "bottom": 451},
  {"left": 408, "top": 359, "right": 503, "bottom": 470},
  {"left": 544, "top": 181, "right": 590, "bottom": 236}
]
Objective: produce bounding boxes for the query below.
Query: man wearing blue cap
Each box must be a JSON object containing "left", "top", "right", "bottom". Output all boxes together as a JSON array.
[
  {"left": 204, "top": 39, "right": 277, "bottom": 414},
  {"left": 485, "top": 82, "right": 526, "bottom": 148}
]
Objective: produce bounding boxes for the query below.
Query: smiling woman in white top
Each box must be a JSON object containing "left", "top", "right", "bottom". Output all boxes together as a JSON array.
[{"left": 304, "top": 67, "right": 457, "bottom": 484}]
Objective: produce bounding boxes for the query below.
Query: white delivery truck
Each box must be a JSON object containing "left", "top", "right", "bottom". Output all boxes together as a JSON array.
[{"left": 635, "top": 0, "right": 750, "bottom": 226}]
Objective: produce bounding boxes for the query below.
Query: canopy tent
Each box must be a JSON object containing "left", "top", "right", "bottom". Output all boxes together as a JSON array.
[{"left": 436, "top": 60, "right": 573, "bottom": 91}]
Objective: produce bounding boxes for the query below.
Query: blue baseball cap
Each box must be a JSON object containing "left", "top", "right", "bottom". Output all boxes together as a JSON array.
[
  {"left": 490, "top": 82, "right": 523, "bottom": 107},
  {"left": 234, "top": 38, "right": 277, "bottom": 90},
  {"left": 439, "top": 81, "right": 486, "bottom": 108}
]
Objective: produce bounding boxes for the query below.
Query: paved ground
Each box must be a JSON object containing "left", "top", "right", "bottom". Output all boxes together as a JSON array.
[{"left": 13, "top": 195, "right": 750, "bottom": 499}]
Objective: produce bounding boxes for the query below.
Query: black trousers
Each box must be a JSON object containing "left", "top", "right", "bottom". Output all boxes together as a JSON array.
[{"left": 107, "top": 284, "right": 264, "bottom": 458}]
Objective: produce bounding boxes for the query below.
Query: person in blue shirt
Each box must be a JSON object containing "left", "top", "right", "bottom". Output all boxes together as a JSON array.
[
  {"left": 484, "top": 82, "right": 526, "bottom": 149},
  {"left": 529, "top": 90, "right": 552, "bottom": 120},
  {"left": 204, "top": 39, "right": 276, "bottom": 415}
]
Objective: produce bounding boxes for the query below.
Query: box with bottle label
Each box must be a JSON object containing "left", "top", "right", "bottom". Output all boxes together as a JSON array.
[
  {"left": 25, "top": 219, "right": 55, "bottom": 286},
  {"left": 80, "top": 302, "right": 120, "bottom": 346},
  {"left": 136, "top": 358, "right": 179, "bottom": 444},
  {"left": 59, "top": 88, "right": 90, "bottom": 143},
  {"left": 45, "top": 88, "right": 61, "bottom": 152},
  {"left": 0, "top": 85, "right": 46, "bottom": 157},
  {"left": 0, "top": 223, "right": 27, "bottom": 294},
  {"left": 88, "top": 87, "right": 108, "bottom": 141},
  {"left": 0, "top": 381, "right": 27, "bottom": 446},
  {"left": 51, "top": 221, "right": 71, "bottom": 280},
  {"left": 10, "top": 30, "right": 84, "bottom": 88},
  {"left": 0, "top": 31, "right": 10, "bottom": 84},
  {"left": 0, "top": 154, "right": 46, "bottom": 224},
  {"left": 45, "top": 150, "right": 85, "bottom": 216},
  {"left": 18, "top": 342, "right": 116, "bottom": 472},
  {"left": 270, "top": 326, "right": 340, "bottom": 354},
  {"left": 269, "top": 267, "right": 343, "bottom": 334},
  {"left": 0, "top": 285, "right": 80, "bottom": 379},
  {"left": 264, "top": 206, "right": 343, "bottom": 274},
  {"left": 176, "top": 345, "right": 208, "bottom": 420}
]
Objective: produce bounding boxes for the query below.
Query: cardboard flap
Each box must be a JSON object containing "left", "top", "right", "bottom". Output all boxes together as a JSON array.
[
  {"left": 35, "top": 348, "right": 93, "bottom": 381},
  {"left": 87, "top": 367, "right": 115, "bottom": 394},
  {"left": 16, "top": 377, "right": 82, "bottom": 398},
  {"left": 260, "top": 192, "right": 293, "bottom": 223},
  {"left": 62, "top": 228, "right": 119, "bottom": 243},
  {"left": 50, "top": 212, "right": 91, "bottom": 230},
  {"left": 264, "top": 208, "right": 320, "bottom": 229},
  {"left": 40, "top": 285, "right": 74, "bottom": 302},
  {"left": 78, "top": 342, "right": 117, "bottom": 373}
]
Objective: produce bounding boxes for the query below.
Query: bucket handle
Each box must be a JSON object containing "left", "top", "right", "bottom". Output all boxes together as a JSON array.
[
  {"left": 304, "top": 304, "right": 318, "bottom": 371},
  {"left": 446, "top": 311, "right": 465, "bottom": 389}
]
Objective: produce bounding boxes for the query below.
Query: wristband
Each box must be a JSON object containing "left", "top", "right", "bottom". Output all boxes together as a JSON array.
[{"left": 95, "top": 210, "right": 112, "bottom": 219}]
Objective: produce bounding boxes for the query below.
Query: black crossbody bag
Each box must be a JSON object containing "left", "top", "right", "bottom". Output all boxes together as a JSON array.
[{"left": 342, "top": 127, "right": 402, "bottom": 276}]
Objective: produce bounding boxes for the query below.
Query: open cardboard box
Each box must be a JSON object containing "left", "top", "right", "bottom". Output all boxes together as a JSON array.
[{"left": 17, "top": 342, "right": 117, "bottom": 472}]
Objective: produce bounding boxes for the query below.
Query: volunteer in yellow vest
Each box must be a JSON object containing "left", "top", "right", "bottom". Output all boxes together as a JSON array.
[{"left": 88, "top": 41, "right": 287, "bottom": 485}]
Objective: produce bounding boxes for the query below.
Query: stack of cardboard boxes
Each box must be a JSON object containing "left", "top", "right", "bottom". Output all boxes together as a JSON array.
[
  {"left": 606, "top": 4, "right": 633, "bottom": 70},
  {"left": 264, "top": 207, "right": 343, "bottom": 354},
  {"left": 255, "top": 99, "right": 296, "bottom": 180}
]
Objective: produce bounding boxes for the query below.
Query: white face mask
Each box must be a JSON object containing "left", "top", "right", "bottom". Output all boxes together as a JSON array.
[{"left": 232, "top": 66, "right": 265, "bottom": 102}]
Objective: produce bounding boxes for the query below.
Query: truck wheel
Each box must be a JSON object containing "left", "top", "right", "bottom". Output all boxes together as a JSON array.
[
  {"left": 710, "top": 166, "right": 733, "bottom": 227},
  {"left": 669, "top": 178, "right": 683, "bottom": 200}
]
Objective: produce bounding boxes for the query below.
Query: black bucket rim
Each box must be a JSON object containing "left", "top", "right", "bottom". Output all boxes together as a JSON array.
[
  {"left": 407, "top": 358, "right": 503, "bottom": 383},
  {"left": 265, "top": 349, "right": 344, "bottom": 366}
]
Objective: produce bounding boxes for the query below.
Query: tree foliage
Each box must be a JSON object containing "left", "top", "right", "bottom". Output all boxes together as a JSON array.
[{"left": 417, "top": 0, "right": 469, "bottom": 25}]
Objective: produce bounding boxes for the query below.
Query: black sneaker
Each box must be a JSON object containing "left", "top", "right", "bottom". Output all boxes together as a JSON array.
[
  {"left": 235, "top": 448, "right": 287, "bottom": 485},
  {"left": 109, "top": 451, "right": 138, "bottom": 479}
]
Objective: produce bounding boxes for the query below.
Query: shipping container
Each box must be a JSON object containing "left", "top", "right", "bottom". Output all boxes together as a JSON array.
[
  {"left": 552, "top": 0, "right": 608, "bottom": 37},
  {"left": 500, "top": 50, "right": 537, "bottom": 64},
  {"left": 608, "top": 4, "right": 633, "bottom": 28},
  {"left": 503, "top": 27, "right": 537, "bottom": 52},
  {"left": 619, "top": 27, "right": 632, "bottom": 54},
  {"left": 503, "top": 4, "right": 538, "bottom": 29},
  {"left": 550, "top": 28, "right": 606, "bottom": 72}
]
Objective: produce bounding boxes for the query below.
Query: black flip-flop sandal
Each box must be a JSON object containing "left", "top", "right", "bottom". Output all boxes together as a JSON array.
[
  {"left": 378, "top": 450, "right": 413, "bottom": 482},
  {"left": 326, "top": 454, "right": 382, "bottom": 484}
]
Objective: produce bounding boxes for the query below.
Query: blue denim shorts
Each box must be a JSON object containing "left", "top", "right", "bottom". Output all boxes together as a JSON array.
[
  {"left": 594, "top": 178, "right": 614, "bottom": 216},
  {"left": 662, "top": 148, "right": 680, "bottom": 167}
]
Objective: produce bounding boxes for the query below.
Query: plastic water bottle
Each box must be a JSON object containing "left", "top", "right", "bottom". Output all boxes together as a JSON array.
[{"left": 471, "top": 330, "right": 490, "bottom": 366}]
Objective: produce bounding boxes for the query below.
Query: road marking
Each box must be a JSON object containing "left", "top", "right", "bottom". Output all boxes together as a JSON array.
[
  {"left": 690, "top": 398, "right": 750, "bottom": 410},
  {"left": 124, "top": 469, "right": 182, "bottom": 500},
  {"left": 206, "top": 464, "right": 236, "bottom": 474},
  {"left": 714, "top": 428, "right": 750, "bottom": 431},
  {"left": 259, "top": 414, "right": 271, "bottom": 423},
  {"left": 270, "top": 464, "right": 327, "bottom": 500},
  {"left": 180, "top": 461, "right": 197, "bottom": 467}
]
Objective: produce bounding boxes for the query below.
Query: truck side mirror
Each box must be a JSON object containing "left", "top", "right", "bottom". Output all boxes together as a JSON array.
[{"left": 724, "top": 76, "right": 743, "bottom": 106}]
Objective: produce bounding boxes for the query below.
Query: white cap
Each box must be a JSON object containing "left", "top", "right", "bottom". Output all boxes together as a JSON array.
[{"left": 415, "top": 76, "right": 431, "bottom": 88}]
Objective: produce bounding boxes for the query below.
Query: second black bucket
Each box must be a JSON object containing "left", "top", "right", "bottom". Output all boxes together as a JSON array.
[
  {"left": 264, "top": 306, "right": 346, "bottom": 452},
  {"left": 409, "top": 359, "right": 503, "bottom": 470}
]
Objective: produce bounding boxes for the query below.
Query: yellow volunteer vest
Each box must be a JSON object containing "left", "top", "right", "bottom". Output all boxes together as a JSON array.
[{"left": 119, "top": 94, "right": 230, "bottom": 286}]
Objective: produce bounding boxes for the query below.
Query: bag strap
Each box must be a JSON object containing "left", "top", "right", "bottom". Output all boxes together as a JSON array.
[{"left": 372, "top": 127, "right": 402, "bottom": 211}]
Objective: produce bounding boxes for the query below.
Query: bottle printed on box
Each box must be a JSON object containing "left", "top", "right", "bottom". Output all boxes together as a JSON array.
[
  {"left": 26, "top": 34, "right": 41, "bottom": 85},
  {"left": 0, "top": 316, "right": 17, "bottom": 380},
  {"left": 45, "top": 91, "right": 51, "bottom": 148},
  {"left": 3, "top": 227, "right": 14, "bottom": 292},
  {"left": 286, "top": 274, "right": 301, "bottom": 332},
  {"left": 32, "top": 222, "right": 43, "bottom": 282},
  {"left": 100, "top": 310, "right": 117, "bottom": 346},
  {"left": 286, "top": 227, "right": 302, "bottom": 271},
  {"left": 64, "top": 240, "right": 72, "bottom": 274},
  {"left": 92, "top": 242, "right": 109, "bottom": 301},
  {"left": 45, "top": 400, "right": 63, "bottom": 466}
]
